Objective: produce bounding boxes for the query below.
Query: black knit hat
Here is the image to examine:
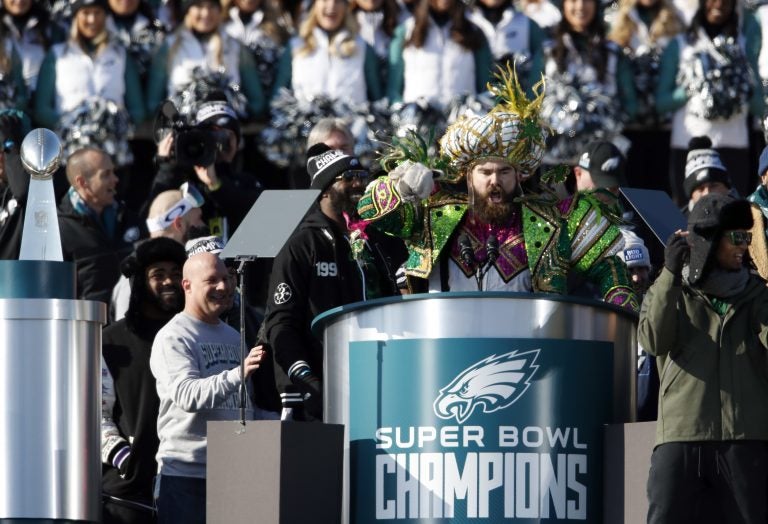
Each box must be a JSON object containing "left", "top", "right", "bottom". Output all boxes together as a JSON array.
[
  {"left": 180, "top": 0, "right": 221, "bottom": 15},
  {"left": 686, "top": 194, "right": 753, "bottom": 284},
  {"left": 306, "top": 146, "right": 363, "bottom": 191},
  {"left": 121, "top": 238, "right": 187, "bottom": 319},
  {"left": 70, "top": 0, "right": 107, "bottom": 13},
  {"left": 683, "top": 138, "right": 731, "bottom": 198}
]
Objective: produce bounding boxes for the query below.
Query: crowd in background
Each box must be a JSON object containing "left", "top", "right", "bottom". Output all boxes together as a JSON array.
[{"left": 1, "top": 0, "right": 768, "bottom": 521}]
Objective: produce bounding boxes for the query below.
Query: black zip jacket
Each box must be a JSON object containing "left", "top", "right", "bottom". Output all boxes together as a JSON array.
[
  {"left": 102, "top": 316, "right": 167, "bottom": 502},
  {"left": 264, "top": 204, "right": 397, "bottom": 409},
  {"left": 58, "top": 195, "right": 145, "bottom": 306}
]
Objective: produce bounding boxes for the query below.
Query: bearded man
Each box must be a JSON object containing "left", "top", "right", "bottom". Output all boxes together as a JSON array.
[
  {"left": 357, "top": 69, "right": 637, "bottom": 309},
  {"left": 101, "top": 237, "right": 187, "bottom": 524},
  {"left": 264, "top": 145, "right": 399, "bottom": 421}
]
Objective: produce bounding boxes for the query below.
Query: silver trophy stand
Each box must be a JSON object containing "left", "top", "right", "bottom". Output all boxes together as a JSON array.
[{"left": 0, "top": 130, "right": 105, "bottom": 523}]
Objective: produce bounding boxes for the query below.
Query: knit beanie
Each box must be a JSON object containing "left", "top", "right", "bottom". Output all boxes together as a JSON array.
[
  {"left": 306, "top": 145, "right": 362, "bottom": 191},
  {"left": 70, "top": 0, "right": 107, "bottom": 13},
  {"left": 683, "top": 138, "right": 731, "bottom": 198},
  {"left": 180, "top": 0, "right": 221, "bottom": 16}
]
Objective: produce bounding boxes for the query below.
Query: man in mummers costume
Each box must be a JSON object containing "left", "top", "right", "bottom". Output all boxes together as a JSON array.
[{"left": 358, "top": 68, "right": 637, "bottom": 309}]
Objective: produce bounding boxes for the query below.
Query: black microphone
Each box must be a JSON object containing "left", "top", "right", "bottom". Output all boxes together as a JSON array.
[
  {"left": 486, "top": 234, "right": 499, "bottom": 267},
  {"left": 458, "top": 234, "right": 476, "bottom": 269}
]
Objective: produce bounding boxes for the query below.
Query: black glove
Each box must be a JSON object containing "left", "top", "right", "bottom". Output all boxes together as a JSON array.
[
  {"left": 294, "top": 373, "right": 323, "bottom": 420},
  {"left": 664, "top": 233, "right": 689, "bottom": 276}
]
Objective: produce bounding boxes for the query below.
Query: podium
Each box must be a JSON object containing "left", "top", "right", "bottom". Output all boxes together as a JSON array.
[{"left": 314, "top": 292, "right": 637, "bottom": 524}]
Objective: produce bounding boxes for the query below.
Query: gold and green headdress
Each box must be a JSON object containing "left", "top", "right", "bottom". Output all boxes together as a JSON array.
[
  {"left": 439, "top": 64, "right": 548, "bottom": 178},
  {"left": 378, "top": 128, "right": 462, "bottom": 184}
]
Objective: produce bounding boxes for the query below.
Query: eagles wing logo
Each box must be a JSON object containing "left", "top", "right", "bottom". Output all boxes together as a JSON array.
[{"left": 433, "top": 349, "right": 540, "bottom": 423}]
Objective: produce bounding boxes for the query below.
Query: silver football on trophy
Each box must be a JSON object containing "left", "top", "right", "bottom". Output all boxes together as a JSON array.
[{"left": 20, "top": 128, "right": 62, "bottom": 180}]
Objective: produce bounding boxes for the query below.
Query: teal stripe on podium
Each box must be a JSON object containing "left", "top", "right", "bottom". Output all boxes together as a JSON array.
[{"left": 0, "top": 260, "right": 76, "bottom": 299}]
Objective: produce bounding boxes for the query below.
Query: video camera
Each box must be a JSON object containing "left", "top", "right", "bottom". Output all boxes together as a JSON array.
[{"left": 153, "top": 100, "right": 233, "bottom": 168}]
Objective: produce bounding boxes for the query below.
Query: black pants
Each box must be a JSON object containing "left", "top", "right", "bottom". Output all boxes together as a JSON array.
[
  {"left": 647, "top": 441, "right": 768, "bottom": 524},
  {"left": 102, "top": 494, "right": 156, "bottom": 524}
]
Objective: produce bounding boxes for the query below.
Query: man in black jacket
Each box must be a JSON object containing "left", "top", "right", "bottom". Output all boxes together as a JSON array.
[
  {"left": 0, "top": 110, "right": 31, "bottom": 260},
  {"left": 59, "top": 147, "right": 145, "bottom": 306},
  {"left": 264, "top": 146, "right": 398, "bottom": 421},
  {"left": 101, "top": 237, "right": 187, "bottom": 524}
]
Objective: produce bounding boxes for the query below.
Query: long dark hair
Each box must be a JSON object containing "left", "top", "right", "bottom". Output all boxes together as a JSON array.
[
  {"left": 349, "top": 0, "right": 399, "bottom": 37},
  {"left": 550, "top": 0, "right": 609, "bottom": 82},
  {"left": 406, "top": 0, "right": 484, "bottom": 50},
  {"left": 686, "top": 0, "right": 738, "bottom": 41}
]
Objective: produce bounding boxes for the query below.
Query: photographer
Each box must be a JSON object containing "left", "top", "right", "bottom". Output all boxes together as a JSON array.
[
  {"left": 638, "top": 193, "right": 768, "bottom": 523},
  {"left": 144, "top": 100, "right": 264, "bottom": 241}
]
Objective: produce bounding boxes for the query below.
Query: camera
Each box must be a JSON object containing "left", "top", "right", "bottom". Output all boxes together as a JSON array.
[{"left": 154, "top": 100, "right": 233, "bottom": 168}]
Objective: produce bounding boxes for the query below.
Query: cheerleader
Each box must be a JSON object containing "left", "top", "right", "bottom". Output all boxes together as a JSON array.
[
  {"left": 608, "top": 0, "right": 684, "bottom": 191},
  {"left": 655, "top": 0, "right": 763, "bottom": 201},
  {"left": 466, "top": 0, "right": 545, "bottom": 93},
  {"left": 146, "top": 0, "right": 265, "bottom": 119},
  {"left": 271, "top": 0, "right": 383, "bottom": 104},
  {"left": 1, "top": 0, "right": 61, "bottom": 97},
  {"left": 223, "top": 0, "right": 289, "bottom": 95},
  {"left": 106, "top": 0, "right": 167, "bottom": 84},
  {"left": 387, "top": 0, "right": 491, "bottom": 107},
  {"left": 34, "top": 0, "right": 143, "bottom": 164},
  {"left": 540, "top": 0, "right": 637, "bottom": 166},
  {"left": 350, "top": 0, "right": 399, "bottom": 86}
]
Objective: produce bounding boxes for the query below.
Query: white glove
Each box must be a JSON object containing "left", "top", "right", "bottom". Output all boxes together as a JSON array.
[{"left": 388, "top": 160, "right": 434, "bottom": 201}]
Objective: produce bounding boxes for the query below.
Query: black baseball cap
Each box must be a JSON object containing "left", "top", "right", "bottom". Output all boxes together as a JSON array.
[{"left": 577, "top": 141, "right": 627, "bottom": 189}]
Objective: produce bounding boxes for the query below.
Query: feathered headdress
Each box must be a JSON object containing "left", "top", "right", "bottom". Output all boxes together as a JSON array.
[{"left": 439, "top": 64, "right": 548, "bottom": 178}]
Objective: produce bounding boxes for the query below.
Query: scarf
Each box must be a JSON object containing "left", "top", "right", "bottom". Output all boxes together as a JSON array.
[
  {"left": 748, "top": 185, "right": 768, "bottom": 220},
  {"left": 686, "top": 265, "right": 749, "bottom": 298},
  {"left": 68, "top": 186, "right": 118, "bottom": 240}
]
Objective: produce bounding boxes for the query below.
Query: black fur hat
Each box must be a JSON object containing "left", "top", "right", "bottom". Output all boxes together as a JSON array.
[
  {"left": 121, "top": 238, "right": 187, "bottom": 321},
  {"left": 687, "top": 194, "right": 752, "bottom": 284}
]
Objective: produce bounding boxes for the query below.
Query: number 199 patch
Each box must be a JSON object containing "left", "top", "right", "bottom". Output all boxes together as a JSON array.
[{"left": 315, "top": 261, "right": 338, "bottom": 277}]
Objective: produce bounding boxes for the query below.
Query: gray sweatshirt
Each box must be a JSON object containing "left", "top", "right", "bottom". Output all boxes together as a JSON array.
[{"left": 150, "top": 311, "right": 260, "bottom": 478}]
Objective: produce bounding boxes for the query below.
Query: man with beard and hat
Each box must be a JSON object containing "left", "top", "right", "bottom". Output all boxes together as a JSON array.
[
  {"left": 357, "top": 68, "right": 637, "bottom": 308},
  {"left": 112, "top": 182, "right": 208, "bottom": 322},
  {"left": 101, "top": 237, "right": 187, "bottom": 524},
  {"left": 639, "top": 193, "right": 768, "bottom": 524},
  {"left": 264, "top": 144, "right": 399, "bottom": 421}
]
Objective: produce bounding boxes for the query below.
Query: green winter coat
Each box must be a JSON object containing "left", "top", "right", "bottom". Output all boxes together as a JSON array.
[{"left": 638, "top": 268, "right": 768, "bottom": 445}]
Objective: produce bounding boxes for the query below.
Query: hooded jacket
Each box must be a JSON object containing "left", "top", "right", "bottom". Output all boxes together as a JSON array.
[
  {"left": 264, "top": 203, "right": 397, "bottom": 403},
  {"left": 638, "top": 268, "right": 768, "bottom": 445}
]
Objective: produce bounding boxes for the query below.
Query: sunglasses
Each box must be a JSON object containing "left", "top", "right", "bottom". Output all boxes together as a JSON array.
[
  {"left": 335, "top": 170, "right": 369, "bottom": 182},
  {"left": 725, "top": 231, "right": 752, "bottom": 246},
  {"left": 145, "top": 182, "right": 205, "bottom": 233}
]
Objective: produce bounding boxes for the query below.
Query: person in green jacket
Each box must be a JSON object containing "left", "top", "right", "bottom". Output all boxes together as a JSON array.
[{"left": 638, "top": 193, "right": 768, "bottom": 524}]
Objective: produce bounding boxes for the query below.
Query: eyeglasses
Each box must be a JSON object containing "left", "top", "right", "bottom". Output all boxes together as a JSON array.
[
  {"left": 1, "top": 139, "right": 14, "bottom": 153},
  {"left": 725, "top": 231, "right": 752, "bottom": 246},
  {"left": 146, "top": 182, "right": 205, "bottom": 233},
  {"left": 335, "top": 170, "right": 369, "bottom": 182}
]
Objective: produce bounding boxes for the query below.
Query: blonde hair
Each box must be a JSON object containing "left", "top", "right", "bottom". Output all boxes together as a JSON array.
[
  {"left": 69, "top": 10, "right": 110, "bottom": 55},
  {"left": 608, "top": 0, "right": 684, "bottom": 48},
  {"left": 168, "top": 5, "right": 225, "bottom": 72},
  {"left": 294, "top": 1, "right": 359, "bottom": 58}
]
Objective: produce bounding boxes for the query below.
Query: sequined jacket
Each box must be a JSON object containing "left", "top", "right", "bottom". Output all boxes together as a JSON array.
[{"left": 358, "top": 176, "right": 638, "bottom": 309}]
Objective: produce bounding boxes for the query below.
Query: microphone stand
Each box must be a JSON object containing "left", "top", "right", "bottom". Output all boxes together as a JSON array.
[
  {"left": 476, "top": 234, "right": 499, "bottom": 291},
  {"left": 235, "top": 255, "right": 256, "bottom": 429}
]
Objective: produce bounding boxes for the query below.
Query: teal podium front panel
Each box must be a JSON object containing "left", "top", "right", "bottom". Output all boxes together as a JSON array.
[{"left": 348, "top": 338, "right": 612, "bottom": 523}]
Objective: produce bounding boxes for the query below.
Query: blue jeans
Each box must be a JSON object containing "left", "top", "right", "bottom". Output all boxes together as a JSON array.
[{"left": 156, "top": 474, "right": 206, "bottom": 524}]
